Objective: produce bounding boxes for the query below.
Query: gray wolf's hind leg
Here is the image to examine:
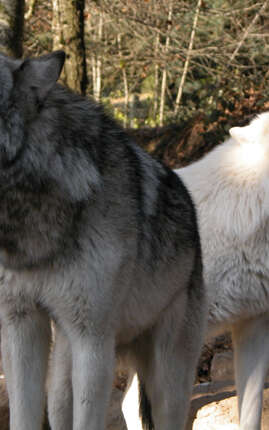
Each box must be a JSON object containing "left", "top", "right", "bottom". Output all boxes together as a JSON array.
[
  {"left": 1, "top": 310, "right": 51, "bottom": 430},
  {"left": 135, "top": 281, "right": 207, "bottom": 430},
  {"left": 232, "top": 314, "right": 269, "bottom": 430},
  {"left": 48, "top": 325, "right": 73, "bottom": 430}
]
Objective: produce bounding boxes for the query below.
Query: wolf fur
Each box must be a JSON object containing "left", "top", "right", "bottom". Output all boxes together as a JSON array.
[
  {"left": 0, "top": 51, "right": 207, "bottom": 430},
  {"left": 123, "top": 112, "right": 269, "bottom": 430},
  {"left": 176, "top": 114, "right": 269, "bottom": 429}
]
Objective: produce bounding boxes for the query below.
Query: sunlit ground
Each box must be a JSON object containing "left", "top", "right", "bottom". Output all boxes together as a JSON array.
[
  {"left": 193, "top": 397, "right": 239, "bottom": 430},
  {"left": 193, "top": 388, "right": 269, "bottom": 430}
]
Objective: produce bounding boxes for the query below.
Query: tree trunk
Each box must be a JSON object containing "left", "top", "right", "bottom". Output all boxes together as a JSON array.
[
  {"left": 159, "top": 68, "right": 167, "bottom": 127},
  {"left": 94, "top": 12, "right": 103, "bottom": 102},
  {"left": 52, "top": 0, "right": 87, "bottom": 94},
  {"left": 153, "top": 33, "right": 160, "bottom": 120},
  {"left": 174, "top": 0, "right": 202, "bottom": 115},
  {"left": 0, "top": 0, "right": 24, "bottom": 57},
  {"left": 89, "top": 9, "right": 104, "bottom": 101},
  {"left": 159, "top": 2, "right": 173, "bottom": 126},
  {"left": 92, "top": 54, "right": 97, "bottom": 97},
  {"left": 117, "top": 33, "right": 129, "bottom": 127},
  {"left": 122, "top": 67, "right": 129, "bottom": 127}
]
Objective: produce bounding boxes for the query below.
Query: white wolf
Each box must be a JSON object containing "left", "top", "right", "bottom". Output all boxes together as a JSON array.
[{"left": 123, "top": 112, "right": 269, "bottom": 430}]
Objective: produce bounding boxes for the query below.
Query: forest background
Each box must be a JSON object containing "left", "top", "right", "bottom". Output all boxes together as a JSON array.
[
  {"left": 0, "top": 1, "right": 268, "bottom": 421},
  {"left": 1, "top": 0, "right": 269, "bottom": 166}
]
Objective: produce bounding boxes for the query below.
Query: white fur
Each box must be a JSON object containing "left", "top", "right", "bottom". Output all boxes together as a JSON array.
[
  {"left": 178, "top": 112, "right": 269, "bottom": 329},
  {"left": 123, "top": 112, "right": 269, "bottom": 430},
  {"left": 179, "top": 112, "right": 269, "bottom": 430}
]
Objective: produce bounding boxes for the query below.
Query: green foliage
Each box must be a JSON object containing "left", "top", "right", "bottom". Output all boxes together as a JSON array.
[{"left": 140, "top": 73, "right": 155, "bottom": 95}]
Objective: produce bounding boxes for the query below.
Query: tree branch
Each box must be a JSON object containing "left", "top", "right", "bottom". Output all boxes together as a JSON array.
[
  {"left": 228, "top": 0, "right": 269, "bottom": 64},
  {"left": 25, "top": 0, "right": 37, "bottom": 20},
  {"left": 174, "top": 0, "right": 202, "bottom": 115}
]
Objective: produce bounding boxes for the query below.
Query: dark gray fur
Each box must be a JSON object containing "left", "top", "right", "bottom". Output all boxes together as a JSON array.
[
  {"left": 0, "top": 51, "right": 207, "bottom": 430},
  {"left": 139, "top": 382, "right": 154, "bottom": 429}
]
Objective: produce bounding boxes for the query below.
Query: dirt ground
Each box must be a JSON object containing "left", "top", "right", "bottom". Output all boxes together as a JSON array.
[{"left": 193, "top": 388, "right": 269, "bottom": 430}]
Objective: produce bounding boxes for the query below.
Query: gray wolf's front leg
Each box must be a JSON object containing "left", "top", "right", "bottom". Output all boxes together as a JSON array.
[
  {"left": 1, "top": 310, "right": 51, "bottom": 430},
  {"left": 71, "top": 333, "right": 115, "bottom": 430},
  {"left": 48, "top": 324, "right": 72, "bottom": 430}
]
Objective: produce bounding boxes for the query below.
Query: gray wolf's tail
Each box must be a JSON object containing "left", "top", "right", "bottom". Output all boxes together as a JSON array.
[{"left": 139, "top": 381, "right": 154, "bottom": 430}]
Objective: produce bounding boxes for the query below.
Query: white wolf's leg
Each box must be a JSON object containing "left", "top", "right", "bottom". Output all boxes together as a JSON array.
[
  {"left": 48, "top": 325, "right": 72, "bottom": 430},
  {"left": 1, "top": 310, "right": 51, "bottom": 430},
  {"left": 232, "top": 314, "right": 269, "bottom": 430},
  {"left": 70, "top": 334, "right": 115, "bottom": 430}
]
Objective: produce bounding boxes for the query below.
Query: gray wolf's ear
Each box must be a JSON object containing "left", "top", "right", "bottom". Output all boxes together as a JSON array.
[{"left": 14, "top": 51, "right": 65, "bottom": 101}]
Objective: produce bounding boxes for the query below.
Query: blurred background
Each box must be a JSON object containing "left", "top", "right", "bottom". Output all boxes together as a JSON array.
[{"left": 2, "top": 0, "right": 269, "bottom": 166}]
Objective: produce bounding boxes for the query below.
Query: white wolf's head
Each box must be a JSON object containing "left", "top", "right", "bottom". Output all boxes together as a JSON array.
[{"left": 229, "top": 112, "right": 269, "bottom": 168}]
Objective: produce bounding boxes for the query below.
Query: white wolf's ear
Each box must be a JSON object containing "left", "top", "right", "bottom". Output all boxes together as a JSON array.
[{"left": 229, "top": 126, "right": 251, "bottom": 144}]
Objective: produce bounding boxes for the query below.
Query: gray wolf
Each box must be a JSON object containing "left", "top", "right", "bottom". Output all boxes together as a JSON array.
[{"left": 0, "top": 51, "right": 207, "bottom": 430}]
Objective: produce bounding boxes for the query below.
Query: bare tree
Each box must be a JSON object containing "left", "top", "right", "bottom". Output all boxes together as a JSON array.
[
  {"left": 24, "top": 0, "right": 36, "bottom": 20},
  {"left": 0, "top": 0, "right": 24, "bottom": 57},
  {"left": 52, "top": 0, "right": 87, "bottom": 94},
  {"left": 84, "top": 0, "right": 269, "bottom": 126},
  {"left": 228, "top": 0, "right": 269, "bottom": 64},
  {"left": 117, "top": 33, "right": 129, "bottom": 126},
  {"left": 174, "top": 0, "right": 202, "bottom": 115},
  {"left": 153, "top": 33, "right": 160, "bottom": 120},
  {"left": 91, "top": 11, "right": 103, "bottom": 101},
  {"left": 159, "top": 1, "right": 173, "bottom": 126}
]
